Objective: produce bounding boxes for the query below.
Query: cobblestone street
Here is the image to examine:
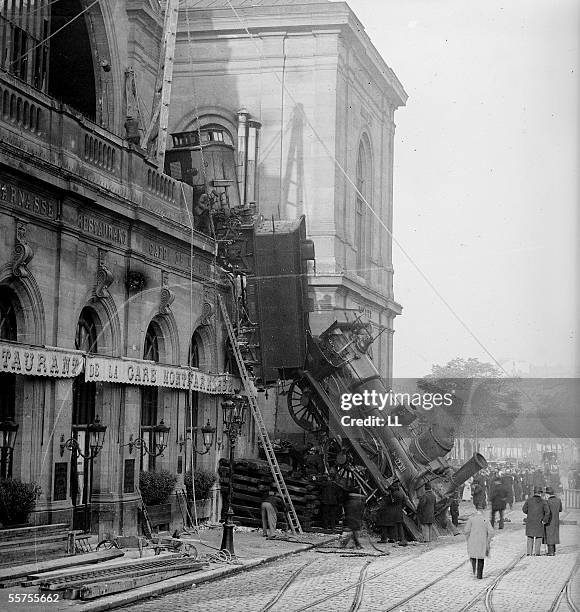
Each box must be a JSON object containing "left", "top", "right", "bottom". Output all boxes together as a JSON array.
[{"left": 122, "top": 508, "right": 580, "bottom": 612}]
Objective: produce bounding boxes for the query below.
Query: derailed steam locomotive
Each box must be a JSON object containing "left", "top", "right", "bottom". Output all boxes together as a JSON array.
[{"left": 165, "top": 125, "right": 487, "bottom": 536}]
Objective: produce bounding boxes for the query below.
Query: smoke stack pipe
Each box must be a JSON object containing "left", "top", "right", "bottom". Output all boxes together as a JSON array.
[
  {"left": 246, "top": 119, "right": 261, "bottom": 208},
  {"left": 237, "top": 108, "right": 249, "bottom": 205}
]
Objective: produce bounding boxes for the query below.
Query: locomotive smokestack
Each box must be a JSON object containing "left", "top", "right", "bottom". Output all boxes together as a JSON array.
[{"left": 447, "top": 453, "right": 488, "bottom": 492}]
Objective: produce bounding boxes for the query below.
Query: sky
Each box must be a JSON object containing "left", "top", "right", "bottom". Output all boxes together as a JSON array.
[{"left": 338, "top": 0, "right": 579, "bottom": 378}]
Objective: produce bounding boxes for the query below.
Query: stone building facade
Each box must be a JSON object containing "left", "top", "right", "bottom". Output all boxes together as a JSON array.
[
  {"left": 169, "top": 0, "right": 406, "bottom": 386},
  {"left": 0, "top": 0, "right": 242, "bottom": 537}
]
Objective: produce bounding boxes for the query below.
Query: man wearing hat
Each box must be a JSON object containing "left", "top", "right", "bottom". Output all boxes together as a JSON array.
[
  {"left": 490, "top": 477, "right": 508, "bottom": 529},
  {"left": 522, "top": 486, "right": 550, "bottom": 555},
  {"left": 417, "top": 482, "right": 437, "bottom": 543},
  {"left": 376, "top": 481, "right": 408, "bottom": 546},
  {"left": 543, "top": 486, "right": 562, "bottom": 556}
]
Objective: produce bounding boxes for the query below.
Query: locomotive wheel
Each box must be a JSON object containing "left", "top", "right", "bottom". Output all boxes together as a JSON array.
[
  {"left": 322, "top": 438, "right": 375, "bottom": 497},
  {"left": 287, "top": 379, "right": 328, "bottom": 432}
]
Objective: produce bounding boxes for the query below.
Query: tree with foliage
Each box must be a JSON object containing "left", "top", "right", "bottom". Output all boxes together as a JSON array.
[{"left": 417, "top": 357, "right": 522, "bottom": 447}]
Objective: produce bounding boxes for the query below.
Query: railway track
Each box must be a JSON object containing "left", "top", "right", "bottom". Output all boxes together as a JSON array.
[
  {"left": 456, "top": 550, "right": 580, "bottom": 612},
  {"left": 546, "top": 556, "right": 580, "bottom": 612},
  {"left": 254, "top": 550, "right": 424, "bottom": 612}
]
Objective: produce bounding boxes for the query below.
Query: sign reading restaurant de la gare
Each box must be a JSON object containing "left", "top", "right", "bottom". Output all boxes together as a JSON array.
[
  {"left": 0, "top": 341, "right": 83, "bottom": 377},
  {"left": 85, "top": 356, "right": 235, "bottom": 395}
]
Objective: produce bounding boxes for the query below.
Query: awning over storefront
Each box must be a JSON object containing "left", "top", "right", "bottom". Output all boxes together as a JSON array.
[
  {"left": 85, "top": 356, "right": 236, "bottom": 395},
  {"left": 0, "top": 340, "right": 84, "bottom": 378}
]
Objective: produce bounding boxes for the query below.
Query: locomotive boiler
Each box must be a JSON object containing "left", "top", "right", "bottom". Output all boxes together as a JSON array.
[{"left": 286, "top": 318, "right": 487, "bottom": 534}]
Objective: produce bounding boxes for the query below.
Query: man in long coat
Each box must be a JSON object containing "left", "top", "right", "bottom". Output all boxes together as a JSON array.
[
  {"left": 472, "top": 478, "right": 487, "bottom": 509},
  {"left": 319, "top": 472, "right": 344, "bottom": 531},
  {"left": 522, "top": 486, "right": 550, "bottom": 555},
  {"left": 502, "top": 473, "right": 515, "bottom": 510},
  {"left": 490, "top": 478, "right": 508, "bottom": 529},
  {"left": 417, "top": 482, "right": 436, "bottom": 542},
  {"left": 464, "top": 504, "right": 494, "bottom": 579},
  {"left": 376, "top": 482, "right": 408, "bottom": 546},
  {"left": 543, "top": 486, "right": 562, "bottom": 556}
]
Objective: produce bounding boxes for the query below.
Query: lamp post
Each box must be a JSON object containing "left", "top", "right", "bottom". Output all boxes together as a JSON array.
[
  {"left": 60, "top": 416, "right": 107, "bottom": 533},
  {"left": 178, "top": 419, "right": 216, "bottom": 455},
  {"left": 122, "top": 420, "right": 171, "bottom": 457},
  {"left": 0, "top": 419, "right": 19, "bottom": 479},
  {"left": 60, "top": 415, "right": 107, "bottom": 460},
  {"left": 488, "top": 444, "right": 493, "bottom": 460},
  {"left": 220, "top": 394, "right": 247, "bottom": 554}
]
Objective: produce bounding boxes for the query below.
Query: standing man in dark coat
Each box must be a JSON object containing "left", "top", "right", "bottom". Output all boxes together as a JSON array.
[
  {"left": 320, "top": 472, "right": 343, "bottom": 531},
  {"left": 490, "top": 478, "right": 508, "bottom": 529},
  {"left": 417, "top": 482, "right": 437, "bottom": 542},
  {"left": 472, "top": 478, "right": 487, "bottom": 509},
  {"left": 522, "top": 486, "right": 550, "bottom": 555},
  {"left": 502, "top": 473, "right": 515, "bottom": 510},
  {"left": 340, "top": 493, "right": 364, "bottom": 549},
  {"left": 513, "top": 472, "right": 523, "bottom": 502},
  {"left": 376, "top": 482, "right": 408, "bottom": 546},
  {"left": 543, "top": 486, "right": 562, "bottom": 556},
  {"left": 450, "top": 489, "right": 460, "bottom": 527}
]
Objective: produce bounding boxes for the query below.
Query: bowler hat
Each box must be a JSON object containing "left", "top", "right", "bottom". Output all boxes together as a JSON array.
[
  {"left": 533, "top": 486, "right": 543, "bottom": 495},
  {"left": 545, "top": 486, "right": 554, "bottom": 495}
]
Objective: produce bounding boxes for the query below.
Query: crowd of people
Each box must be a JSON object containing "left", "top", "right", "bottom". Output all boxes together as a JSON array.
[
  {"left": 259, "top": 464, "right": 569, "bottom": 572},
  {"left": 464, "top": 483, "right": 563, "bottom": 579}
]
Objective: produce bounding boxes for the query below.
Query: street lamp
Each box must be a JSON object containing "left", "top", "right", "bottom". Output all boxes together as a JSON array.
[
  {"left": 60, "top": 415, "right": 107, "bottom": 459},
  {"left": 220, "top": 393, "right": 247, "bottom": 554},
  {"left": 0, "top": 419, "right": 19, "bottom": 479},
  {"left": 487, "top": 444, "right": 493, "bottom": 460},
  {"left": 123, "top": 420, "right": 171, "bottom": 456},
  {"left": 178, "top": 419, "right": 216, "bottom": 454},
  {"left": 60, "top": 415, "right": 107, "bottom": 534}
]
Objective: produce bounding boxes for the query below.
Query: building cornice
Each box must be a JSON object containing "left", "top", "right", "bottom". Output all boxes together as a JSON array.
[{"left": 177, "top": 2, "right": 407, "bottom": 106}]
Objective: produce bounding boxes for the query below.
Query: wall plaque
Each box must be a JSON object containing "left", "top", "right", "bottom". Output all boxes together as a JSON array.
[
  {"left": 123, "top": 459, "right": 135, "bottom": 493},
  {"left": 53, "top": 462, "right": 68, "bottom": 501}
]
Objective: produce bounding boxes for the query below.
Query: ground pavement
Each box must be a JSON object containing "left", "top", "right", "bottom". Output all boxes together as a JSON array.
[
  {"left": 121, "top": 504, "right": 580, "bottom": 612},
  {"left": 0, "top": 528, "right": 336, "bottom": 612}
]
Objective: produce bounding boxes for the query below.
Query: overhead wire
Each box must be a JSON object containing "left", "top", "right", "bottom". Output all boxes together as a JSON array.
[
  {"left": 215, "top": 0, "right": 580, "bottom": 451},
  {"left": 219, "top": 0, "right": 529, "bottom": 383}
]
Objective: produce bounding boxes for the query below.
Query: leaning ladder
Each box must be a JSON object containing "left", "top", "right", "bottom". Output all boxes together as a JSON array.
[
  {"left": 140, "top": 0, "right": 179, "bottom": 168},
  {"left": 218, "top": 294, "right": 302, "bottom": 534}
]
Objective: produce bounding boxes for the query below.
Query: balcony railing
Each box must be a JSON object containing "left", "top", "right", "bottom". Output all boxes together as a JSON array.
[{"left": 0, "top": 70, "right": 195, "bottom": 229}]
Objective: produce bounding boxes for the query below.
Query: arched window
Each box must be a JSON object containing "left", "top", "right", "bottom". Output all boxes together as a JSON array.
[
  {"left": 72, "top": 309, "right": 97, "bottom": 426},
  {"left": 355, "top": 136, "right": 372, "bottom": 274},
  {"left": 186, "top": 331, "right": 202, "bottom": 440},
  {"left": 141, "top": 322, "right": 161, "bottom": 471},
  {"left": 47, "top": 0, "right": 96, "bottom": 118},
  {"left": 0, "top": 287, "right": 17, "bottom": 478},
  {"left": 70, "top": 307, "right": 99, "bottom": 530}
]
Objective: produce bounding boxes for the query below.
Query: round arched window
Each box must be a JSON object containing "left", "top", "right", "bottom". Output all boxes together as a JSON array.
[
  {"left": 141, "top": 322, "right": 161, "bottom": 471},
  {"left": 0, "top": 287, "right": 18, "bottom": 478}
]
